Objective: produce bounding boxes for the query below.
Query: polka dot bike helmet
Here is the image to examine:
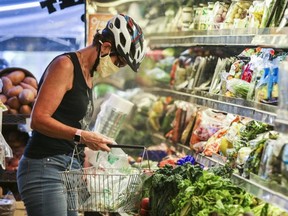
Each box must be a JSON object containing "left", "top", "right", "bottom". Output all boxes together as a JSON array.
[{"left": 103, "top": 14, "right": 146, "bottom": 72}]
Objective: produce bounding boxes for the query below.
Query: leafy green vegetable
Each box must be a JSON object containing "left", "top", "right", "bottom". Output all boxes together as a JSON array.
[
  {"left": 209, "top": 163, "right": 234, "bottom": 179},
  {"left": 142, "top": 163, "right": 203, "bottom": 216},
  {"left": 170, "top": 171, "right": 257, "bottom": 216},
  {"left": 243, "top": 138, "right": 267, "bottom": 177},
  {"left": 239, "top": 120, "right": 273, "bottom": 143}
]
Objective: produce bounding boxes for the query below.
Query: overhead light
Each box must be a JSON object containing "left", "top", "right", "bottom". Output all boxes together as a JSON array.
[{"left": 0, "top": 2, "right": 40, "bottom": 12}]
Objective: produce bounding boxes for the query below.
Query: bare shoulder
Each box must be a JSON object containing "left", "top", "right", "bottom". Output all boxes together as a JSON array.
[
  {"left": 42, "top": 54, "right": 74, "bottom": 89},
  {"left": 48, "top": 54, "right": 74, "bottom": 73}
]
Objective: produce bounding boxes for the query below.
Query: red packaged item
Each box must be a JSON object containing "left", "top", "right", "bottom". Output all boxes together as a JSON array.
[
  {"left": 190, "top": 108, "right": 236, "bottom": 153},
  {"left": 241, "top": 63, "right": 253, "bottom": 83}
]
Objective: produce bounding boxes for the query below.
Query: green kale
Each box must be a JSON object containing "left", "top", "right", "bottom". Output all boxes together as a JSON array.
[
  {"left": 239, "top": 121, "right": 273, "bottom": 143},
  {"left": 143, "top": 163, "right": 203, "bottom": 216}
]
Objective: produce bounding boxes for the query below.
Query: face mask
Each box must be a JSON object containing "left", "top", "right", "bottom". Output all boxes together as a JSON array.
[{"left": 96, "top": 54, "right": 120, "bottom": 78}]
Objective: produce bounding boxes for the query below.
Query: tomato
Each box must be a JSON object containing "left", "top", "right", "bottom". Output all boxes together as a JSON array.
[{"left": 140, "top": 197, "right": 150, "bottom": 210}]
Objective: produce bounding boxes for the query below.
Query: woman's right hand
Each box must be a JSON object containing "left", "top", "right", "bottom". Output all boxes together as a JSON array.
[{"left": 80, "top": 130, "right": 113, "bottom": 152}]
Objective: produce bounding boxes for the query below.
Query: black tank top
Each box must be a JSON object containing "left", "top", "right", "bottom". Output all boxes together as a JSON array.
[{"left": 24, "top": 52, "right": 92, "bottom": 159}]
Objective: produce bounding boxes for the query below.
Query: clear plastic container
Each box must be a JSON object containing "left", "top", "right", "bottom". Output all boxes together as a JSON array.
[
  {"left": 209, "top": 1, "right": 230, "bottom": 30},
  {"left": 193, "top": 5, "right": 203, "bottom": 30},
  {"left": 223, "top": 0, "right": 253, "bottom": 28},
  {"left": 182, "top": 6, "right": 193, "bottom": 31},
  {"left": 199, "top": 3, "right": 209, "bottom": 30}
]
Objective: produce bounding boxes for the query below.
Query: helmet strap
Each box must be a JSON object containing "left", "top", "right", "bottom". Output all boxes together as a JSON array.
[{"left": 90, "top": 41, "right": 101, "bottom": 77}]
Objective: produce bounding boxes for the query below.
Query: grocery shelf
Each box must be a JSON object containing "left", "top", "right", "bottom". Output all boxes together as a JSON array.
[
  {"left": 147, "top": 30, "right": 255, "bottom": 48},
  {"left": 0, "top": 170, "right": 17, "bottom": 183},
  {"left": 144, "top": 87, "right": 277, "bottom": 125},
  {"left": 194, "top": 153, "right": 288, "bottom": 212},
  {"left": 251, "top": 28, "right": 288, "bottom": 48},
  {"left": 193, "top": 152, "right": 226, "bottom": 167},
  {"left": 231, "top": 174, "right": 288, "bottom": 212},
  {"left": 2, "top": 114, "right": 29, "bottom": 125},
  {"left": 147, "top": 27, "right": 288, "bottom": 48}
]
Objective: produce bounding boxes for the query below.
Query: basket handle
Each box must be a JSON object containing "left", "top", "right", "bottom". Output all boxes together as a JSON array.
[
  {"left": 78, "top": 143, "right": 145, "bottom": 150},
  {"left": 107, "top": 144, "right": 146, "bottom": 150}
]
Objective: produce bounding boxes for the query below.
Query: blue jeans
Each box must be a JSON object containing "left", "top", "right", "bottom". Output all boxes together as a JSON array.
[{"left": 17, "top": 154, "right": 81, "bottom": 216}]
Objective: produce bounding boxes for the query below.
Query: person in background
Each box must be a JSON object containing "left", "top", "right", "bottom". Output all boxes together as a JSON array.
[{"left": 17, "top": 14, "right": 146, "bottom": 216}]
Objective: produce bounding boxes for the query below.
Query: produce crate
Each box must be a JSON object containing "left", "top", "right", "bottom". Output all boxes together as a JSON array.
[{"left": 14, "top": 201, "right": 26, "bottom": 216}]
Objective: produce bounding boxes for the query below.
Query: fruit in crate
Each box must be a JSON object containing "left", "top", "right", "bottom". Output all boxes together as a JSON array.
[{"left": 0, "top": 67, "right": 38, "bottom": 115}]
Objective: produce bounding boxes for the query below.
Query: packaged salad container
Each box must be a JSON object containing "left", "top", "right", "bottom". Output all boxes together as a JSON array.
[
  {"left": 223, "top": 0, "right": 253, "bottom": 28},
  {"left": 210, "top": 1, "right": 230, "bottom": 29}
]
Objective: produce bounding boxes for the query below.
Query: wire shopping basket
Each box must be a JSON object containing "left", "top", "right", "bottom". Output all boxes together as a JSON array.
[{"left": 59, "top": 144, "right": 148, "bottom": 213}]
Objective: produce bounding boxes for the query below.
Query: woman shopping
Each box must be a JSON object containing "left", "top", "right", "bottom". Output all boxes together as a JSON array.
[{"left": 17, "top": 14, "right": 146, "bottom": 216}]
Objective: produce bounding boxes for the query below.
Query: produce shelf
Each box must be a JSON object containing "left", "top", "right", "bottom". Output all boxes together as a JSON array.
[
  {"left": 147, "top": 27, "right": 288, "bottom": 48},
  {"left": 251, "top": 28, "right": 288, "bottom": 48},
  {"left": 144, "top": 87, "right": 277, "bottom": 125},
  {"left": 148, "top": 30, "right": 255, "bottom": 48},
  {"left": 2, "top": 114, "right": 30, "bottom": 125},
  {"left": 0, "top": 170, "right": 17, "bottom": 183},
  {"left": 231, "top": 173, "right": 288, "bottom": 212},
  {"left": 193, "top": 152, "right": 288, "bottom": 212}
]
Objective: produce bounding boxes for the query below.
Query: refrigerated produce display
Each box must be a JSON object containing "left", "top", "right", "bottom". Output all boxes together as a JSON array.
[{"left": 85, "top": 0, "right": 288, "bottom": 215}]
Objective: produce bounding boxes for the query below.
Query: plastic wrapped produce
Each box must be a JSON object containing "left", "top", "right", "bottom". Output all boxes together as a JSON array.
[
  {"left": 203, "top": 127, "right": 229, "bottom": 156},
  {"left": 260, "top": 0, "right": 277, "bottom": 27},
  {"left": 255, "top": 65, "right": 279, "bottom": 104},
  {"left": 258, "top": 133, "right": 282, "bottom": 183},
  {"left": 210, "top": 1, "right": 230, "bottom": 29},
  {"left": 277, "top": 57, "right": 288, "bottom": 121},
  {"left": 193, "top": 6, "right": 202, "bottom": 30},
  {"left": 247, "top": 0, "right": 265, "bottom": 28},
  {"left": 228, "top": 59, "right": 246, "bottom": 79},
  {"left": 226, "top": 78, "right": 252, "bottom": 99},
  {"left": 199, "top": 2, "right": 214, "bottom": 30},
  {"left": 190, "top": 108, "right": 236, "bottom": 152},
  {"left": 197, "top": 4, "right": 207, "bottom": 30},
  {"left": 223, "top": 0, "right": 253, "bottom": 28},
  {"left": 281, "top": 143, "right": 288, "bottom": 188},
  {"left": 246, "top": 48, "right": 276, "bottom": 101},
  {"left": 182, "top": 6, "right": 193, "bottom": 31}
]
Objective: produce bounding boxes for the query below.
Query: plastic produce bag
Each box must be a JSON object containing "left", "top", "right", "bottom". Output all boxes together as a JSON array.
[
  {"left": 203, "top": 127, "right": 229, "bottom": 156},
  {"left": 86, "top": 145, "right": 130, "bottom": 170},
  {"left": 210, "top": 1, "right": 230, "bottom": 29},
  {"left": 226, "top": 78, "right": 251, "bottom": 99},
  {"left": 190, "top": 108, "right": 236, "bottom": 152},
  {"left": 255, "top": 66, "right": 279, "bottom": 104},
  {"left": 0, "top": 132, "right": 13, "bottom": 170},
  {"left": 260, "top": 0, "right": 277, "bottom": 27},
  {"left": 247, "top": 0, "right": 265, "bottom": 28},
  {"left": 83, "top": 166, "right": 140, "bottom": 211},
  {"left": 92, "top": 93, "right": 134, "bottom": 139},
  {"left": 87, "top": 93, "right": 135, "bottom": 167}
]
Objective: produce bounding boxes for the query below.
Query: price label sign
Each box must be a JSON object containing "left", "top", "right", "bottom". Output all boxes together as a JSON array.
[{"left": 87, "top": 13, "right": 114, "bottom": 46}]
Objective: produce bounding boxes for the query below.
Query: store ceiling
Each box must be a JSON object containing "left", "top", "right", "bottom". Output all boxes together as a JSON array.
[{"left": 0, "top": 0, "right": 85, "bottom": 51}]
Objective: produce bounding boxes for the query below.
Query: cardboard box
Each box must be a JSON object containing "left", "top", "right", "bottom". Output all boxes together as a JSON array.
[{"left": 14, "top": 201, "right": 26, "bottom": 216}]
